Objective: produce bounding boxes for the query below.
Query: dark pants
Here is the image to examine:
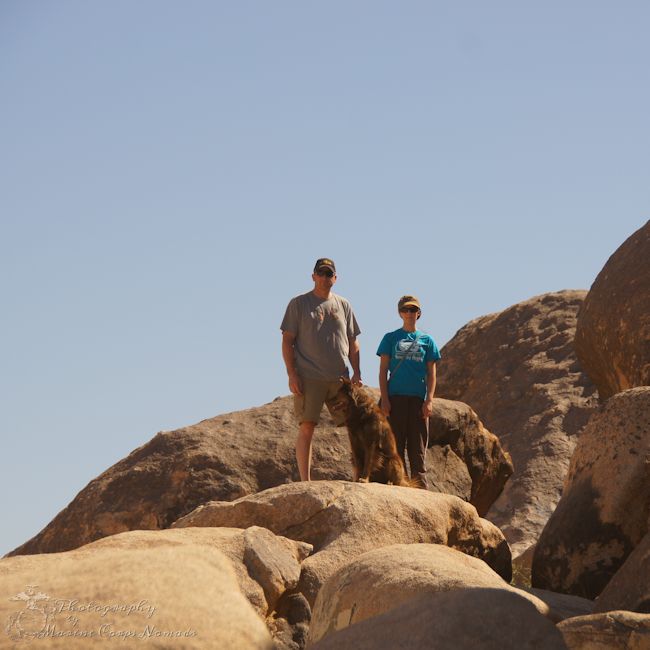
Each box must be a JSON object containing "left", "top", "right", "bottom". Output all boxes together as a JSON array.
[{"left": 388, "top": 395, "right": 429, "bottom": 488}]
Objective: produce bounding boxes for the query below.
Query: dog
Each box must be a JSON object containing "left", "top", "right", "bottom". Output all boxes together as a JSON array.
[{"left": 334, "top": 379, "right": 416, "bottom": 487}]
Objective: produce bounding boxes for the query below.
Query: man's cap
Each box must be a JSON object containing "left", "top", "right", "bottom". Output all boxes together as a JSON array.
[
  {"left": 398, "top": 295, "right": 421, "bottom": 310},
  {"left": 314, "top": 258, "right": 336, "bottom": 273}
]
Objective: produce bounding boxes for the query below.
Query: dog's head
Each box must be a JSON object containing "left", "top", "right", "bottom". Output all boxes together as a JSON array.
[{"left": 334, "top": 377, "right": 364, "bottom": 414}]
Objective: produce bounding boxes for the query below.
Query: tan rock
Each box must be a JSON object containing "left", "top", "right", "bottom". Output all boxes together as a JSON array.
[
  {"left": 309, "top": 589, "right": 567, "bottom": 650},
  {"left": 8, "top": 393, "right": 502, "bottom": 557},
  {"left": 0, "top": 539, "right": 273, "bottom": 649},
  {"left": 60, "top": 526, "right": 310, "bottom": 617},
  {"left": 435, "top": 290, "right": 598, "bottom": 556},
  {"left": 7, "top": 396, "right": 339, "bottom": 556},
  {"left": 429, "top": 398, "right": 513, "bottom": 515},
  {"left": 595, "top": 530, "right": 650, "bottom": 614},
  {"left": 172, "top": 480, "right": 511, "bottom": 606},
  {"left": 557, "top": 611, "right": 650, "bottom": 650},
  {"left": 524, "top": 588, "right": 594, "bottom": 622},
  {"left": 425, "top": 443, "right": 472, "bottom": 500},
  {"left": 308, "top": 543, "right": 550, "bottom": 644},
  {"left": 532, "top": 387, "right": 650, "bottom": 598},
  {"left": 575, "top": 219, "right": 650, "bottom": 401}
]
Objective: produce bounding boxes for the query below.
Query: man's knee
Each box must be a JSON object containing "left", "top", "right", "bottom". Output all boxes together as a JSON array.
[{"left": 297, "top": 421, "right": 316, "bottom": 441}]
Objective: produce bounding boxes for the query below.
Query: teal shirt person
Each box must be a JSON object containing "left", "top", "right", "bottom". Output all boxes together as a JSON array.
[{"left": 376, "top": 329, "right": 441, "bottom": 399}]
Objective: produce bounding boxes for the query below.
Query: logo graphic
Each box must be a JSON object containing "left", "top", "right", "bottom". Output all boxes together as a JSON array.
[
  {"left": 4, "top": 586, "right": 197, "bottom": 642},
  {"left": 5, "top": 585, "right": 54, "bottom": 641}
]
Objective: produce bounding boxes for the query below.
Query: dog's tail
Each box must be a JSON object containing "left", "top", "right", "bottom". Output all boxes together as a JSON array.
[{"left": 386, "top": 457, "right": 422, "bottom": 489}]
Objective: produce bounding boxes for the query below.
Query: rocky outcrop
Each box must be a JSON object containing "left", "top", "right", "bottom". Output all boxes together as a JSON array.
[
  {"left": 8, "top": 394, "right": 511, "bottom": 557},
  {"left": 0, "top": 535, "right": 274, "bottom": 648},
  {"left": 574, "top": 220, "right": 650, "bottom": 401},
  {"left": 429, "top": 398, "right": 513, "bottom": 515},
  {"left": 308, "top": 543, "right": 551, "bottom": 645},
  {"left": 8, "top": 396, "right": 338, "bottom": 556},
  {"left": 557, "top": 611, "right": 650, "bottom": 650},
  {"left": 172, "top": 481, "right": 512, "bottom": 606},
  {"left": 532, "top": 387, "right": 650, "bottom": 599},
  {"left": 309, "top": 589, "right": 567, "bottom": 650},
  {"left": 436, "top": 290, "right": 598, "bottom": 556},
  {"left": 83, "top": 526, "right": 311, "bottom": 618},
  {"left": 594, "top": 530, "right": 650, "bottom": 614}
]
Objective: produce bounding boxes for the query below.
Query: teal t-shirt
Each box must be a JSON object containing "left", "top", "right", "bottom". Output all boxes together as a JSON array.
[{"left": 376, "top": 329, "right": 441, "bottom": 399}]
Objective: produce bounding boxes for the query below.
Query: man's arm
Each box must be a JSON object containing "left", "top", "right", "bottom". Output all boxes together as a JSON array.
[
  {"left": 379, "top": 354, "right": 391, "bottom": 416},
  {"left": 422, "top": 360, "right": 437, "bottom": 418},
  {"left": 348, "top": 336, "right": 362, "bottom": 385},
  {"left": 282, "top": 331, "right": 303, "bottom": 395}
]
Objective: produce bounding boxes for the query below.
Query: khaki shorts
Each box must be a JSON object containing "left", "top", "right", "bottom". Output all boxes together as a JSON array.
[{"left": 293, "top": 377, "right": 347, "bottom": 426}]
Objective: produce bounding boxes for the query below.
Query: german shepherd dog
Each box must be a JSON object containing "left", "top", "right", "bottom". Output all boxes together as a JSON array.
[{"left": 335, "top": 379, "right": 415, "bottom": 487}]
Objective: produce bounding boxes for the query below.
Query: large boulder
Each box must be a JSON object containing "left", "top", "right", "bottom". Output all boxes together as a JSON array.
[
  {"left": 0, "top": 536, "right": 273, "bottom": 648},
  {"left": 8, "top": 394, "right": 508, "bottom": 557},
  {"left": 308, "top": 543, "right": 551, "bottom": 645},
  {"left": 309, "top": 589, "right": 567, "bottom": 650},
  {"left": 429, "top": 398, "right": 513, "bottom": 515},
  {"left": 436, "top": 290, "right": 598, "bottom": 556},
  {"left": 8, "top": 395, "right": 334, "bottom": 556},
  {"left": 594, "top": 530, "right": 650, "bottom": 614},
  {"left": 574, "top": 220, "right": 650, "bottom": 401},
  {"left": 172, "top": 481, "right": 511, "bottom": 606},
  {"left": 532, "top": 387, "right": 650, "bottom": 598},
  {"left": 557, "top": 611, "right": 650, "bottom": 650},
  {"left": 77, "top": 527, "right": 311, "bottom": 617}
]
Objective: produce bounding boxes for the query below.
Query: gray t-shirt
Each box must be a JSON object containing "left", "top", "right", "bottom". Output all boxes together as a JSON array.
[{"left": 281, "top": 291, "right": 361, "bottom": 381}]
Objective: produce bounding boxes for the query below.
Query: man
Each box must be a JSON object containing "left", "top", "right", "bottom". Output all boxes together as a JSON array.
[
  {"left": 281, "top": 258, "right": 362, "bottom": 481},
  {"left": 377, "top": 295, "right": 441, "bottom": 488}
]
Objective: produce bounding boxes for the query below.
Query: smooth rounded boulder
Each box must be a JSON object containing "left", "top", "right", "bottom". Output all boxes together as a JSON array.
[
  {"left": 309, "top": 589, "right": 567, "bottom": 650},
  {"left": 532, "top": 387, "right": 650, "bottom": 599},
  {"left": 0, "top": 539, "right": 273, "bottom": 648},
  {"left": 172, "top": 480, "right": 512, "bottom": 605},
  {"left": 574, "top": 219, "right": 650, "bottom": 401},
  {"left": 309, "top": 543, "right": 551, "bottom": 645}
]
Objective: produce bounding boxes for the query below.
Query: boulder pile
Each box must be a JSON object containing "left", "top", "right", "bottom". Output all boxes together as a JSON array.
[{"left": 3, "top": 220, "right": 648, "bottom": 649}]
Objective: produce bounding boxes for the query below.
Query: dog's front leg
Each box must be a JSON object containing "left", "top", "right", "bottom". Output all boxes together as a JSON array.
[{"left": 359, "top": 441, "right": 378, "bottom": 483}]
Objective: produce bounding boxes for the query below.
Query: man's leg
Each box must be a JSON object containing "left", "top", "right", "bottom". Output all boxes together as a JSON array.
[{"left": 296, "top": 421, "right": 316, "bottom": 481}]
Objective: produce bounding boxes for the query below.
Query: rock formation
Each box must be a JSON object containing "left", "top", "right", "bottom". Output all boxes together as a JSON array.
[
  {"left": 308, "top": 543, "right": 551, "bottom": 645},
  {"left": 309, "top": 589, "right": 567, "bottom": 650},
  {"left": 0, "top": 533, "right": 274, "bottom": 648},
  {"left": 574, "top": 219, "right": 650, "bottom": 401},
  {"left": 428, "top": 398, "right": 513, "bottom": 515},
  {"left": 8, "top": 395, "right": 510, "bottom": 557},
  {"left": 594, "top": 530, "right": 650, "bottom": 614},
  {"left": 532, "top": 387, "right": 650, "bottom": 599},
  {"left": 172, "top": 480, "right": 512, "bottom": 605},
  {"left": 557, "top": 611, "right": 650, "bottom": 650},
  {"left": 435, "top": 290, "right": 598, "bottom": 556}
]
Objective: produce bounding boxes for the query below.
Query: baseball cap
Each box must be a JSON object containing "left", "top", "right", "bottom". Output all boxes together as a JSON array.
[
  {"left": 314, "top": 258, "right": 336, "bottom": 273},
  {"left": 398, "top": 295, "right": 421, "bottom": 310}
]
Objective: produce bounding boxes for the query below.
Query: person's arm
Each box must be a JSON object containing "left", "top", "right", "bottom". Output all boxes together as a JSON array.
[
  {"left": 379, "top": 354, "right": 391, "bottom": 416},
  {"left": 348, "top": 336, "right": 362, "bottom": 385},
  {"left": 281, "top": 331, "right": 303, "bottom": 395},
  {"left": 422, "top": 361, "right": 437, "bottom": 418}
]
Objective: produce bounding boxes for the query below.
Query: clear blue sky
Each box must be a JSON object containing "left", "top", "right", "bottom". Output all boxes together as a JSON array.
[{"left": 1, "top": 1, "right": 648, "bottom": 556}]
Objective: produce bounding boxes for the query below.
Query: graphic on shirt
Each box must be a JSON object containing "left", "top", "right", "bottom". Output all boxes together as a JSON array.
[{"left": 395, "top": 338, "right": 424, "bottom": 361}]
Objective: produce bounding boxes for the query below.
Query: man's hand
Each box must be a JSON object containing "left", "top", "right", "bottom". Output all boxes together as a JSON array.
[
  {"left": 351, "top": 371, "right": 362, "bottom": 386},
  {"left": 288, "top": 370, "right": 303, "bottom": 396},
  {"left": 422, "top": 398, "right": 433, "bottom": 419}
]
